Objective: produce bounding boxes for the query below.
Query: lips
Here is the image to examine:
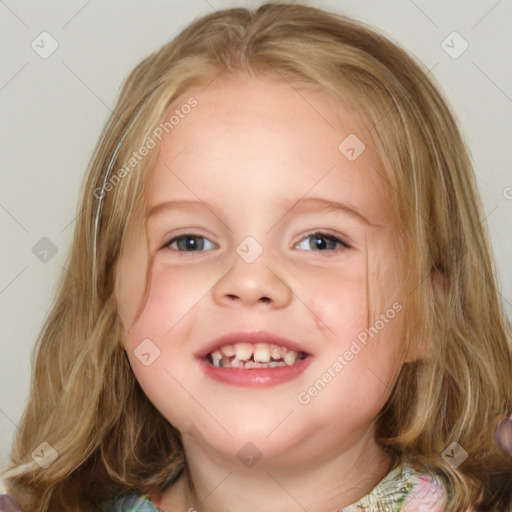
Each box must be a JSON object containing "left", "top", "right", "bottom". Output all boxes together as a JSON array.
[
  {"left": 195, "top": 331, "right": 312, "bottom": 361},
  {"left": 195, "top": 331, "right": 313, "bottom": 386}
]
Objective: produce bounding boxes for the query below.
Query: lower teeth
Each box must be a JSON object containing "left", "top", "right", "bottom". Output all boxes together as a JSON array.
[
  {"left": 240, "top": 360, "right": 287, "bottom": 369},
  {"left": 208, "top": 355, "right": 304, "bottom": 369}
]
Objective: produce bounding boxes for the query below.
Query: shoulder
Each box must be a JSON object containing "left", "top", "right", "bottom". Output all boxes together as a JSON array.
[
  {"left": 0, "top": 494, "right": 24, "bottom": 511},
  {"left": 103, "top": 494, "right": 163, "bottom": 512},
  {"left": 399, "top": 464, "right": 448, "bottom": 511},
  {"left": 340, "top": 461, "right": 450, "bottom": 511}
]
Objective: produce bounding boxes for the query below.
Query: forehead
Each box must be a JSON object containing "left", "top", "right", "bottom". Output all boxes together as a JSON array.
[{"left": 145, "top": 74, "right": 393, "bottom": 226}]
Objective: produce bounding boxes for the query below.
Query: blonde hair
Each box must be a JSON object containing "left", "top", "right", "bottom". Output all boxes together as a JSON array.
[{"left": 3, "top": 3, "right": 511, "bottom": 511}]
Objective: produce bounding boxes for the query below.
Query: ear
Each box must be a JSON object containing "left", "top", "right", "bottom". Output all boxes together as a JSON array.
[{"left": 403, "top": 267, "right": 447, "bottom": 363}]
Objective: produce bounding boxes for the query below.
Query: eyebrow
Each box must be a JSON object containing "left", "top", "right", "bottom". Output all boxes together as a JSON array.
[
  {"left": 146, "top": 197, "right": 374, "bottom": 227},
  {"left": 147, "top": 199, "right": 215, "bottom": 219},
  {"left": 275, "top": 197, "right": 374, "bottom": 227}
]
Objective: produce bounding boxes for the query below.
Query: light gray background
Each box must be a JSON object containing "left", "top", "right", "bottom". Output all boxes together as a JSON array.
[{"left": 1, "top": 0, "right": 511, "bottom": 492}]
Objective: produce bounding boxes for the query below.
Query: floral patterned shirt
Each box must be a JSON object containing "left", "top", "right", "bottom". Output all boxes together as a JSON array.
[{"left": 103, "top": 461, "right": 449, "bottom": 512}]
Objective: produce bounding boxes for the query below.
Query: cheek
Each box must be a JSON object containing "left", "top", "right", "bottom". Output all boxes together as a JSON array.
[
  {"left": 121, "top": 259, "right": 210, "bottom": 341},
  {"left": 301, "top": 263, "right": 368, "bottom": 340},
  {"left": 121, "top": 265, "right": 205, "bottom": 430},
  {"left": 302, "top": 258, "right": 402, "bottom": 378},
  {"left": 123, "top": 275, "right": 183, "bottom": 351},
  {"left": 121, "top": 261, "right": 219, "bottom": 400}
]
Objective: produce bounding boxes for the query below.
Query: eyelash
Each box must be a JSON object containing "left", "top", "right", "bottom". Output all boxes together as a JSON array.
[
  {"left": 296, "top": 230, "right": 351, "bottom": 252},
  {"left": 164, "top": 233, "right": 216, "bottom": 252},
  {"left": 163, "top": 231, "right": 351, "bottom": 253}
]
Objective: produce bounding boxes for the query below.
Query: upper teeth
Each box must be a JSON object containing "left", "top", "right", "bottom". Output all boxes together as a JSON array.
[{"left": 210, "top": 342, "right": 301, "bottom": 366}]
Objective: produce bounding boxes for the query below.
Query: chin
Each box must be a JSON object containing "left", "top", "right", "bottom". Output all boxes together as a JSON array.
[{"left": 181, "top": 415, "right": 310, "bottom": 465}]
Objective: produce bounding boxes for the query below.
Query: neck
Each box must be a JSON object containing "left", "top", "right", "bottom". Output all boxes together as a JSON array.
[{"left": 153, "top": 432, "right": 395, "bottom": 512}]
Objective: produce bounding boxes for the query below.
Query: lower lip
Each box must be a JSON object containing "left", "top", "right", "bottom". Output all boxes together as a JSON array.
[{"left": 197, "top": 356, "right": 313, "bottom": 387}]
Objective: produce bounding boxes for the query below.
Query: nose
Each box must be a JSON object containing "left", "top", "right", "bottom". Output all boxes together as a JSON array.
[{"left": 211, "top": 250, "right": 293, "bottom": 309}]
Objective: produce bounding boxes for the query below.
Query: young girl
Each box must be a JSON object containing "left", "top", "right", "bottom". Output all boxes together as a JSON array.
[{"left": 2, "top": 3, "right": 511, "bottom": 511}]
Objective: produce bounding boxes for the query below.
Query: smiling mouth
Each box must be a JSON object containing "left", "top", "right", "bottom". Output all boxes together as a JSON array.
[{"left": 206, "top": 342, "right": 309, "bottom": 369}]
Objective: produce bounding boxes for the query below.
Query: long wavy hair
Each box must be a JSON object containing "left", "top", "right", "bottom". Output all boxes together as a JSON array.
[{"left": 2, "top": 3, "right": 511, "bottom": 511}]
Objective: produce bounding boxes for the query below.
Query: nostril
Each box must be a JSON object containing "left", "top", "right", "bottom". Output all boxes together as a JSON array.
[{"left": 223, "top": 294, "right": 271, "bottom": 304}]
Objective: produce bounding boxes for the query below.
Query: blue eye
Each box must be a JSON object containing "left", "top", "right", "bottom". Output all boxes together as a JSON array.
[
  {"left": 295, "top": 232, "right": 351, "bottom": 251},
  {"left": 165, "top": 234, "right": 216, "bottom": 252}
]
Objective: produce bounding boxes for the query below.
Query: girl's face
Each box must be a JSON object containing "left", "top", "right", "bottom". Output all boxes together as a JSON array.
[{"left": 116, "top": 74, "right": 411, "bottom": 467}]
